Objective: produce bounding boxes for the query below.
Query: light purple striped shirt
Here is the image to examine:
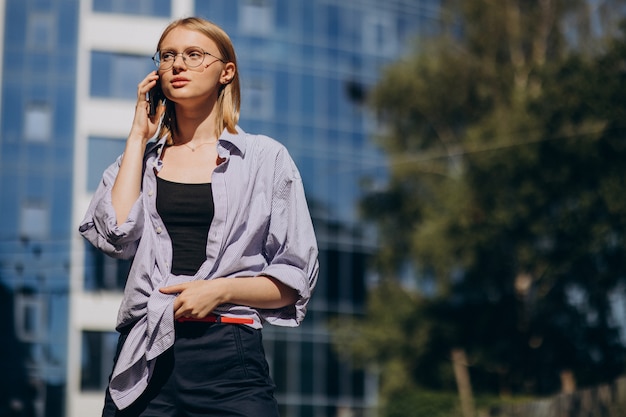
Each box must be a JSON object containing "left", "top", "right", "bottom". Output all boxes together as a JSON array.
[{"left": 79, "top": 126, "right": 319, "bottom": 409}]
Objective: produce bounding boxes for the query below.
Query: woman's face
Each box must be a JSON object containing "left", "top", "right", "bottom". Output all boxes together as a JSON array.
[{"left": 157, "top": 27, "right": 234, "bottom": 106}]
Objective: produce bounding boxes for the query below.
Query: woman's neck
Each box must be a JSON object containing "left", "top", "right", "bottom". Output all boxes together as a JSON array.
[{"left": 173, "top": 100, "right": 219, "bottom": 144}]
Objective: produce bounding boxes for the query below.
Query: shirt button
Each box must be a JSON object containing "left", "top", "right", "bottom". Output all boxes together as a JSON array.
[
  {"left": 148, "top": 190, "right": 154, "bottom": 196},
  {"left": 156, "top": 227, "right": 162, "bottom": 234}
]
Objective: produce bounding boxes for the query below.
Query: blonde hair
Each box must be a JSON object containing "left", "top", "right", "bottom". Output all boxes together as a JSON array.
[{"left": 155, "top": 17, "right": 241, "bottom": 143}]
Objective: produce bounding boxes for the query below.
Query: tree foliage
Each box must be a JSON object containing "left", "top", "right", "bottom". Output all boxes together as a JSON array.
[{"left": 333, "top": 0, "right": 626, "bottom": 408}]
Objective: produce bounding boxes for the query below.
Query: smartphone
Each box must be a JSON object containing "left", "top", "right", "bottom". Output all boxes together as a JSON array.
[{"left": 148, "top": 82, "right": 164, "bottom": 117}]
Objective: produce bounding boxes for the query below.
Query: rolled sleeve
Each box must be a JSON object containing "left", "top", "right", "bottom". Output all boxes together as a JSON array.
[
  {"left": 78, "top": 158, "right": 145, "bottom": 259},
  {"left": 260, "top": 153, "right": 319, "bottom": 326}
]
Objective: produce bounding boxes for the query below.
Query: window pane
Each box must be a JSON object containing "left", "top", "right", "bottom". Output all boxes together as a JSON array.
[
  {"left": 15, "top": 292, "right": 46, "bottom": 343},
  {"left": 25, "top": 103, "right": 52, "bottom": 142},
  {"left": 194, "top": 2, "right": 238, "bottom": 29},
  {"left": 325, "top": 343, "right": 340, "bottom": 397},
  {"left": 300, "top": 341, "right": 314, "bottom": 395},
  {"left": 241, "top": 75, "right": 273, "bottom": 120},
  {"left": 271, "top": 339, "right": 288, "bottom": 393},
  {"left": 240, "top": 0, "right": 273, "bottom": 35},
  {"left": 325, "top": 248, "right": 339, "bottom": 304},
  {"left": 81, "top": 331, "right": 118, "bottom": 391},
  {"left": 90, "top": 51, "right": 153, "bottom": 99},
  {"left": 87, "top": 136, "right": 126, "bottom": 192},
  {"left": 362, "top": 12, "right": 399, "bottom": 57},
  {"left": 90, "top": 52, "right": 112, "bottom": 97},
  {"left": 27, "top": 12, "right": 55, "bottom": 49},
  {"left": 20, "top": 202, "right": 49, "bottom": 239},
  {"left": 83, "top": 242, "right": 131, "bottom": 291},
  {"left": 111, "top": 55, "right": 151, "bottom": 98}
]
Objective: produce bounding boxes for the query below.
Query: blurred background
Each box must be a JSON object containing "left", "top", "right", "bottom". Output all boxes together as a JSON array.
[{"left": 2, "top": 1, "right": 626, "bottom": 417}]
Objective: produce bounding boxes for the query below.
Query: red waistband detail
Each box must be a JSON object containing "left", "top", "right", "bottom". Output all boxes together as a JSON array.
[{"left": 176, "top": 314, "right": 254, "bottom": 325}]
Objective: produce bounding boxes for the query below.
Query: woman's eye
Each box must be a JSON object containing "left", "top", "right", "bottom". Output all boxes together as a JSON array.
[{"left": 162, "top": 52, "right": 175, "bottom": 61}]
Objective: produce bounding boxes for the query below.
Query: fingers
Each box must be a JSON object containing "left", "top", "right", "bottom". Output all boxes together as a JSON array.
[
  {"left": 130, "top": 72, "right": 159, "bottom": 132},
  {"left": 172, "top": 297, "right": 206, "bottom": 320},
  {"left": 162, "top": 281, "right": 218, "bottom": 320},
  {"left": 161, "top": 282, "right": 193, "bottom": 318},
  {"left": 137, "top": 71, "right": 159, "bottom": 102},
  {"left": 159, "top": 283, "right": 186, "bottom": 294}
]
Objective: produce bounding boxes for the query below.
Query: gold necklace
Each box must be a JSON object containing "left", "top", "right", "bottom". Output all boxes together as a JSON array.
[{"left": 181, "top": 140, "right": 217, "bottom": 152}]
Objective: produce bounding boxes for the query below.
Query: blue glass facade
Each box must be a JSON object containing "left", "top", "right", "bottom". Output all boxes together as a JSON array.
[
  {"left": 0, "top": 1, "right": 439, "bottom": 416},
  {"left": 191, "top": 2, "right": 439, "bottom": 415},
  {"left": 0, "top": 1, "right": 78, "bottom": 416}
]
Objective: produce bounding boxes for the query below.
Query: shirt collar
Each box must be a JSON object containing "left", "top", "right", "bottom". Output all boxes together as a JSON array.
[
  {"left": 218, "top": 125, "right": 247, "bottom": 156},
  {"left": 146, "top": 136, "right": 167, "bottom": 157}
]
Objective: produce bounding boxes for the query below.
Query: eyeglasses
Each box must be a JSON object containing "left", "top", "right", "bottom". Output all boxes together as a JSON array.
[{"left": 152, "top": 47, "right": 225, "bottom": 70}]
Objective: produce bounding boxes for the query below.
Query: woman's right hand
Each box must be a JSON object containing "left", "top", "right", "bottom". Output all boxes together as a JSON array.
[
  {"left": 128, "top": 71, "right": 166, "bottom": 144},
  {"left": 111, "top": 72, "right": 166, "bottom": 225}
]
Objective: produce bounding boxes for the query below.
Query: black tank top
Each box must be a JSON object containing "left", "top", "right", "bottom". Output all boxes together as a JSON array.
[{"left": 156, "top": 176, "right": 214, "bottom": 275}]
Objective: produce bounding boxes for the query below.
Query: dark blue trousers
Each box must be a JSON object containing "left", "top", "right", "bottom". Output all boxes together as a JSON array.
[{"left": 102, "top": 322, "right": 280, "bottom": 417}]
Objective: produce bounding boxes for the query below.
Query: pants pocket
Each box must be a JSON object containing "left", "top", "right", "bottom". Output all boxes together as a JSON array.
[{"left": 231, "top": 325, "right": 273, "bottom": 386}]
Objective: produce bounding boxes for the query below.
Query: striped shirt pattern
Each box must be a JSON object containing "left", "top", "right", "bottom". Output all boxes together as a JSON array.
[{"left": 79, "top": 126, "right": 319, "bottom": 409}]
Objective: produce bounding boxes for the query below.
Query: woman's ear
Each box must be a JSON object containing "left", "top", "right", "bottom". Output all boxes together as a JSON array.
[{"left": 220, "top": 62, "right": 236, "bottom": 84}]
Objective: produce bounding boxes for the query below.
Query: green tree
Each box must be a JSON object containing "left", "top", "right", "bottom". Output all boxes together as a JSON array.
[{"left": 332, "top": 0, "right": 626, "bottom": 413}]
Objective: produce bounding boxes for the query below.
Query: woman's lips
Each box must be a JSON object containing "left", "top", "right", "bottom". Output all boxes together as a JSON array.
[{"left": 170, "top": 77, "right": 189, "bottom": 88}]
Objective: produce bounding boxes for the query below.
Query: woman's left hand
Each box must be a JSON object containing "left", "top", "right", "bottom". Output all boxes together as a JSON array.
[
  {"left": 160, "top": 280, "right": 226, "bottom": 320},
  {"left": 160, "top": 276, "right": 298, "bottom": 319}
]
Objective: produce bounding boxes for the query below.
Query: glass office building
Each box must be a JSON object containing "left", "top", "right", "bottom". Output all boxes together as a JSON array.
[
  {"left": 0, "top": 0, "right": 78, "bottom": 416},
  {"left": 0, "top": 1, "right": 439, "bottom": 416}
]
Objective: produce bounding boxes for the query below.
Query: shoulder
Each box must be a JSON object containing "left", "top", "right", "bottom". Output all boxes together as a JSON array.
[
  {"left": 223, "top": 126, "right": 297, "bottom": 174},
  {"left": 221, "top": 127, "right": 286, "bottom": 157},
  {"left": 245, "top": 133, "right": 287, "bottom": 155},
  {"left": 243, "top": 133, "right": 301, "bottom": 182},
  {"left": 247, "top": 134, "right": 296, "bottom": 168},
  {"left": 229, "top": 129, "right": 290, "bottom": 162}
]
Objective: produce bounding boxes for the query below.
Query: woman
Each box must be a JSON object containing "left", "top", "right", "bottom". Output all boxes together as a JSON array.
[{"left": 79, "top": 17, "right": 319, "bottom": 417}]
